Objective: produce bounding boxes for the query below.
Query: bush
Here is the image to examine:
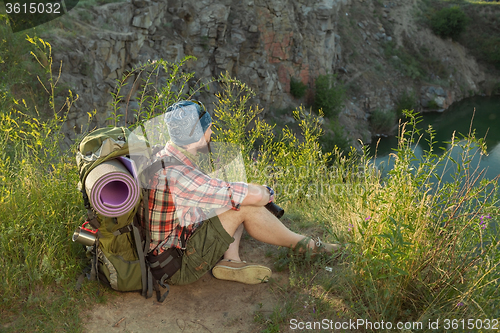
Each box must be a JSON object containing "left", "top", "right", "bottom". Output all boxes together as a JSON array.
[
  {"left": 314, "top": 74, "right": 345, "bottom": 118},
  {"left": 383, "top": 39, "right": 433, "bottom": 80},
  {"left": 430, "top": 6, "right": 468, "bottom": 40},
  {"left": 319, "top": 120, "right": 352, "bottom": 156},
  {"left": 213, "top": 79, "right": 336, "bottom": 203},
  {"left": 370, "top": 108, "right": 397, "bottom": 135},
  {"left": 289, "top": 77, "right": 308, "bottom": 99},
  {"left": 0, "top": 21, "right": 48, "bottom": 115},
  {"left": 396, "top": 90, "right": 417, "bottom": 117},
  {"left": 427, "top": 99, "right": 440, "bottom": 110}
]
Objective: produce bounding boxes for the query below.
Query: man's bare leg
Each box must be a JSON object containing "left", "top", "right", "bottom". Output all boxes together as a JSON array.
[
  {"left": 218, "top": 205, "right": 312, "bottom": 249},
  {"left": 223, "top": 224, "right": 243, "bottom": 261},
  {"left": 213, "top": 205, "right": 337, "bottom": 284}
]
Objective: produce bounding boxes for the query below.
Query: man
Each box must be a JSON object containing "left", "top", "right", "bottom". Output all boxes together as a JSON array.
[{"left": 143, "top": 100, "right": 341, "bottom": 286}]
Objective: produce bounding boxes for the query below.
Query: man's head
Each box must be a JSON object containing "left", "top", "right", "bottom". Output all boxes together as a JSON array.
[{"left": 164, "top": 100, "right": 212, "bottom": 149}]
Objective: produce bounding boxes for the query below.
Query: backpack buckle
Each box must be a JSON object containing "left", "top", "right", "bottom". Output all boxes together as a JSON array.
[{"left": 159, "top": 278, "right": 169, "bottom": 289}]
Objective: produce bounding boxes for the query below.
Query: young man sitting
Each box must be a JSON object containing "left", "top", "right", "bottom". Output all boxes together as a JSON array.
[{"left": 142, "top": 100, "right": 341, "bottom": 286}]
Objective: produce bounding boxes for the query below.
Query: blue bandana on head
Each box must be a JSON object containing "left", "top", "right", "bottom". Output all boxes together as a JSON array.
[{"left": 164, "top": 100, "right": 212, "bottom": 146}]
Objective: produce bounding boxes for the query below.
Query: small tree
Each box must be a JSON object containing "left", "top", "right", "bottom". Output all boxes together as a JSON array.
[
  {"left": 430, "top": 6, "right": 468, "bottom": 41},
  {"left": 314, "top": 74, "right": 345, "bottom": 118}
]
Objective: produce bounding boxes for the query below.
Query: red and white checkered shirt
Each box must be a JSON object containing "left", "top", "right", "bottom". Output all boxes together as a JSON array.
[{"left": 141, "top": 142, "right": 248, "bottom": 254}]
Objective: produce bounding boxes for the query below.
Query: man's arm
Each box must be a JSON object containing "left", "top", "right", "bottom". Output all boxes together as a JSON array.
[
  {"left": 169, "top": 166, "right": 270, "bottom": 208},
  {"left": 240, "top": 184, "right": 271, "bottom": 207}
]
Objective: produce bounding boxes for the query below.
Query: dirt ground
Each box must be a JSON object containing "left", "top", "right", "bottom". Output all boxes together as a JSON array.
[{"left": 82, "top": 238, "right": 289, "bottom": 333}]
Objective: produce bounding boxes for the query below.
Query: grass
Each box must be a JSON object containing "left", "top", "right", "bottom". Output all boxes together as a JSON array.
[
  {"left": 215, "top": 74, "right": 500, "bottom": 330},
  {"left": 1, "top": 36, "right": 499, "bottom": 332},
  {"left": 0, "top": 37, "right": 89, "bottom": 331},
  {"left": 319, "top": 119, "right": 352, "bottom": 157},
  {"left": 0, "top": 22, "right": 48, "bottom": 115},
  {"left": 430, "top": 6, "right": 469, "bottom": 40}
]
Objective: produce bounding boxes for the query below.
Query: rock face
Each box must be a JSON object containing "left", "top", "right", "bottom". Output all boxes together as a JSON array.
[
  {"left": 56, "top": 0, "right": 349, "bottom": 139},
  {"left": 420, "top": 86, "right": 453, "bottom": 110},
  {"left": 50, "top": 0, "right": 492, "bottom": 145}
]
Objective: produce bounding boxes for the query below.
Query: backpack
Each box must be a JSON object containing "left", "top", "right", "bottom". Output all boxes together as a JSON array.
[{"left": 75, "top": 126, "right": 184, "bottom": 302}]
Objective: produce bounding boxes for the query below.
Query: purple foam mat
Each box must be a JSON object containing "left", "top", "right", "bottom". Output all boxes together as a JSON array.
[{"left": 85, "top": 159, "right": 140, "bottom": 217}]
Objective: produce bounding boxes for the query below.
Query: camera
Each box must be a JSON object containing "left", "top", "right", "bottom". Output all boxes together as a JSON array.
[{"left": 265, "top": 202, "right": 284, "bottom": 219}]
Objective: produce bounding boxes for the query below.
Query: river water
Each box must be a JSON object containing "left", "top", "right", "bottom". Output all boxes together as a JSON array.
[{"left": 370, "top": 96, "right": 500, "bottom": 181}]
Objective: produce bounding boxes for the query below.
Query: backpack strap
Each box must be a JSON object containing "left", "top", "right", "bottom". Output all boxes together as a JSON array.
[
  {"left": 134, "top": 155, "right": 188, "bottom": 302},
  {"left": 140, "top": 156, "right": 181, "bottom": 186},
  {"left": 132, "top": 214, "right": 149, "bottom": 299},
  {"left": 81, "top": 189, "right": 101, "bottom": 230},
  {"left": 139, "top": 188, "right": 171, "bottom": 302},
  {"left": 112, "top": 225, "right": 133, "bottom": 236}
]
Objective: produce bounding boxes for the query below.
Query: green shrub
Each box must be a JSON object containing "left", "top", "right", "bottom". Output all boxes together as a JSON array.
[
  {"left": 319, "top": 120, "right": 352, "bottom": 156},
  {"left": 396, "top": 90, "right": 417, "bottom": 117},
  {"left": 6, "top": 31, "right": 500, "bottom": 333},
  {"left": 431, "top": 6, "right": 469, "bottom": 40},
  {"left": 482, "top": 36, "right": 500, "bottom": 70},
  {"left": 314, "top": 74, "right": 345, "bottom": 118},
  {"left": 369, "top": 108, "right": 397, "bottom": 135},
  {"left": 213, "top": 81, "right": 332, "bottom": 202},
  {"left": 254, "top": 110, "right": 500, "bottom": 329},
  {"left": 289, "top": 77, "right": 308, "bottom": 99}
]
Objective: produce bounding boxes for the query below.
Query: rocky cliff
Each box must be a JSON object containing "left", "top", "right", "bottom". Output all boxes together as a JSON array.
[{"left": 48, "top": 0, "right": 493, "bottom": 146}]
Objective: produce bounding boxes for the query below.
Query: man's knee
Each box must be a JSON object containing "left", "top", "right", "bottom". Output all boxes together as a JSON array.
[
  {"left": 218, "top": 206, "right": 250, "bottom": 223},
  {"left": 220, "top": 205, "right": 261, "bottom": 219},
  {"left": 218, "top": 205, "right": 266, "bottom": 234},
  {"left": 217, "top": 207, "right": 244, "bottom": 236}
]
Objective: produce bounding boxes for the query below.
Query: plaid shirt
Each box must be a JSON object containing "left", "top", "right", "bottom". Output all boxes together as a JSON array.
[{"left": 142, "top": 142, "right": 248, "bottom": 254}]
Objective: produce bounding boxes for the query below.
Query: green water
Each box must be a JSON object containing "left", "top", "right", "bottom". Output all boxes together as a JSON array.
[{"left": 370, "top": 96, "right": 500, "bottom": 181}]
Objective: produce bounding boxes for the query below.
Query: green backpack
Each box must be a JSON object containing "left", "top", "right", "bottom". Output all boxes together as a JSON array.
[{"left": 75, "top": 126, "right": 183, "bottom": 302}]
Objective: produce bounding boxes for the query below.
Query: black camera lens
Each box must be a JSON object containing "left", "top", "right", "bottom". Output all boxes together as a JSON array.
[{"left": 265, "top": 202, "right": 284, "bottom": 219}]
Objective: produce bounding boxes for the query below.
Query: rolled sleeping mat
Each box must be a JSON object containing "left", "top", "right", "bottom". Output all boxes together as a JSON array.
[{"left": 85, "top": 158, "right": 140, "bottom": 217}]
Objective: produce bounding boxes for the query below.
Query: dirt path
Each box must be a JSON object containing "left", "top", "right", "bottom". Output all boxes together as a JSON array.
[{"left": 83, "top": 239, "right": 288, "bottom": 333}]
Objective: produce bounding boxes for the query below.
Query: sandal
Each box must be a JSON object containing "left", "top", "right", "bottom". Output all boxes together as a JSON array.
[{"left": 293, "top": 237, "right": 342, "bottom": 258}]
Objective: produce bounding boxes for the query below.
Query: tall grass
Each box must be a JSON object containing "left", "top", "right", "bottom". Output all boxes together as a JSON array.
[
  {"left": 213, "top": 74, "right": 335, "bottom": 205},
  {"left": 0, "top": 18, "right": 47, "bottom": 115},
  {"left": 338, "top": 113, "right": 499, "bottom": 325},
  {"left": 214, "top": 81, "right": 500, "bottom": 329},
  {"left": 0, "top": 37, "right": 89, "bottom": 331}
]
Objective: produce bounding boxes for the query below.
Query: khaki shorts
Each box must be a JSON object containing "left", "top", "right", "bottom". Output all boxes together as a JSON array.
[{"left": 166, "top": 215, "right": 234, "bottom": 285}]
